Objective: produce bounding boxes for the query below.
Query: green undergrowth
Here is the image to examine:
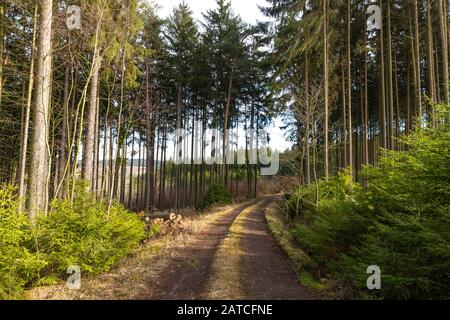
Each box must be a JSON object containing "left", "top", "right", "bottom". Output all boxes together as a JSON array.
[
  {"left": 265, "top": 202, "right": 327, "bottom": 294},
  {"left": 0, "top": 182, "right": 146, "bottom": 299},
  {"left": 196, "top": 183, "right": 233, "bottom": 211},
  {"left": 284, "top": 105, "right": 450, "bottom": 300}
]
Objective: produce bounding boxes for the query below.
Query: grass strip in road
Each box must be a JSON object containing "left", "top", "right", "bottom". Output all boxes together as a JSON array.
[{"left": 205, "top": 200, "right": 263, "bottom": 300}]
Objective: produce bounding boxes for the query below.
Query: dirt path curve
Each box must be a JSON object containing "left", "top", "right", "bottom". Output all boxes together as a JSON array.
[
  {"left": 240, "top": 198, "right": 314, "bottom": 300},
  {"left": 143, "top": 200, "right": 260, "bottom": 300}
]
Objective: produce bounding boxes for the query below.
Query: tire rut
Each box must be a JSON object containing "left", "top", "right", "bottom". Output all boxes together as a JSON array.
[
  {"left": 143, "top": 200, "right": 260, "bottom": 300},
  {"left": 239, "top": 198, "right": 314, "bottom": 300}
]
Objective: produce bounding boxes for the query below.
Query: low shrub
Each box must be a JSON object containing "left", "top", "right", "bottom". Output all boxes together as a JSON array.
[
  {"left": 289, "top": 171, "right": 371, "bottom": 270},
  {"left": 0, "top": 181, "right": 146, "bottom": 299},
  {"left": 0, "top": 186, "right": 45, "bottom": 299},
  {"left": 34, "top": 182, "right": 146, "bottom": 276}
]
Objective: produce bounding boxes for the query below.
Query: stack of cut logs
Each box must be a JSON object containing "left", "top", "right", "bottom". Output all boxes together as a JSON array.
[{"left": 145, "top": 213, "right": 185, "bottom": 236}]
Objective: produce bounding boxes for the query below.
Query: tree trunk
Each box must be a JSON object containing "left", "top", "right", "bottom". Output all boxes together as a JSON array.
[
  {"left": 438, "top": 0, "right": 449, "bottom": 104},
  {"left": 364, "top": 38, "right": 369, "bottom": 167},
  {"left": 380, "top": 1, "right": 387, "bottom": 149},
  {"left": 128, "top": 131, "right": 135, "bottom": 208},
  {"left": 56, "top": 64, "right": 70, "bottom": 199},
  {"left": 28, "top": 0, "right": 53, "bottom": 218},
  {"left": 18, "top": 5, "right": 38, "bottom": 211},
  {"left": 146, "top": 64, "right": 155, "bottom": 211},
  {"left": 323, "top": 0, "right": 329, "bottom": 178},
  {"left": 305, "top": 54, "right": 311, "bottom": 185},
  {"left": 427, "top": 0, "right": 437, "bottom": 108},
  {"left": 347, "top": 0, "right": 353, "bottom": 173},
  {"left": 0, "top": 3, "right": 4, "bottom": 110},
  {"left": 82, "top": 45, "right": 101, "bottom": 184},
  {"left": 386, "top": 0, "right": 394, "bottom": 149},
  {"left": 413, "top": 0, "right": 422, "bottom": 117}
]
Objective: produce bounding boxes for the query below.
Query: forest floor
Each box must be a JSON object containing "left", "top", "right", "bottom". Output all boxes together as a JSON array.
[{"left": 26, "top": 197, "right": 314, "bottom": 300}]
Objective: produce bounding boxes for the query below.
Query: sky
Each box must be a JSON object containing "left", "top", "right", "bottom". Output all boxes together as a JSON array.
[
  {"left": 152, "top": 0, "right": 292, "bottom": 153},
  {"left": 153, "top": 0, "right": 268, "bottom": 24}
]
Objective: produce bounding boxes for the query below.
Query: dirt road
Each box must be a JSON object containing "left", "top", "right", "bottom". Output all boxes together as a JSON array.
[
  {"left": 240, "top": 199, "right": 313, "bottom": 300},
  {"left": 144, "top": 200, "right": 259, "bottom": 299},
  {"left": 145, "top": 197, "right": 313, "bottom": 300},
  {"left": 28, "top": 198, "right": 314, "bottom": 300}
]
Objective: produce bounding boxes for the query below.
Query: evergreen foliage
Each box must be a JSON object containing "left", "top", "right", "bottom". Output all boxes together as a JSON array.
[
  {"left": 0, "top": 182, "right": 146, "bottom": 299},
  {"left": 196, "top": 183, "right": 233, "bottom": 211},
  {"left": 285, "top": 105, "right": 450, "bottom": 299}
]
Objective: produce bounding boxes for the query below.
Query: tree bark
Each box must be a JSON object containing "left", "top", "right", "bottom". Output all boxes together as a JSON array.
[
  {"left": 413, "top": 0, "right": 422, "bottom": 117},
  {"left": 438, "top": 0, "right": 449, "bottom": 104},
  {"left": 379, "top": 0, "right": 387, "bottom": 149},
  {"left": 427, "top": 0, "right": 437, "bottom": 108},
  {"left": 18, "top": 4, "right": 38, "bottom": 211},
  {"left": 305, "top": 54, "right": 311, "bottom": 185},
  {"left": 0, "top": 3, "right": 4, "bottom": 110},
  {"left": 82, "top": 46, "right": 101, "bottom": 184},
  {"left": 347, "top": 0, "right": 353, "bottom": 172},
  {"left": 28, "top": 0, "right": 53, "bottom": 218},
  {"left": 386, "top": 0, "right": 394, "bottom": 149},
  {"left": 323, "top": 0, "right": 329, "bottom": 178}
]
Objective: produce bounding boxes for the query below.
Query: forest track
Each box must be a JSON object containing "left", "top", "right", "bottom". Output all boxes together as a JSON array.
[
  {"left": 141, "top": 200, "right": 261, "bottom": 300},
  {"left": 27, "top": 197, "right": 313, "bottom": 300},
  {"left": 205, "top": 196, "right": 314, "bottom": 300},
  {"left": 239, "top": 198, "right": 314, "bottom": 300}
]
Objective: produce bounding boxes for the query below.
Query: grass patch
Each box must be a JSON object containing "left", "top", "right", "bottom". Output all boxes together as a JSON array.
[
  {"left": 265, "top": 202, "right": 327, "bottom": 295},
  {"left": 206, "top": 201, "right": 261, "bottom": 300}
]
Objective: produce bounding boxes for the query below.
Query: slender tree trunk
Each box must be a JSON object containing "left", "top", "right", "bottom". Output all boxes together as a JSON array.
[
  {"left": 0, "top": 3, "right": 4, "bottom": 110},
  {"left": 413, "top": 0, "right": 422, "bottom": 117},
  {"left": 18, "top": 5, "right": 37, "bottom": 211},
  {"left": 393, "top": 50, "right": 401, "bottom": 145},
  {"left": 438, "top": 0, "right": 449, "bottom": 103},
  {"left": 407, "top": 66, "right": 412, "bottom": 134},
  {"left": 56, "top": 64, "right": 70, "bottom": 199},
  {"left": 347, "top": 0, "right": 353, "bottom": 173},
  {"left": 323, "top": 0, "right": 330, "bottom": 178},
  {"left": 145, "top": 64, "right": 155, "bottom": 211},
  {"left": 28, "top": 0, "right": 53, "bottom": 218},
  {"left": 120, "top": 139, "right": 127, "bottom": 204},
  {"left": 380, "top": 1, "right": 387, "bottom": 149},
  {"left": 93, "top": 95, "right": 100, "bottom": 195},
  {"left": 427, "top": 0, "right": 437, "bottom": 108},
  {"left": 223, "top": 57, "right": 237, "bottom": 183},
  {"left": 82, "top": 45, "right": 101, "bottom": 184},
  {"left": 136, "top": 136, "right": 142, "bottom": 210},
  {"left": 161, "top": 128, "right": 168, "bottom": 209},
  {"left": 154, "top": 129, "right": 160, "bottom": 207},
  {"left": 386, "top": 0, "right": 394, "bottom": 149},
  {"left": 128, "top": 132, "right": 135, "bottom": 208},
  {"left": 108, "top": 46, "right": 126, "bottom": 213},
  {"left": 364, "top": 41, "right": 369, "bottom": 167},
  {"left": 101, "top": 123, "right": 108, "bottom": 197},
  {"left": 305, "top": 54, "right": 311, "bottom": 185},
  {"left": 341, "top": 63, "right": 347, "bottom": 169}
]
